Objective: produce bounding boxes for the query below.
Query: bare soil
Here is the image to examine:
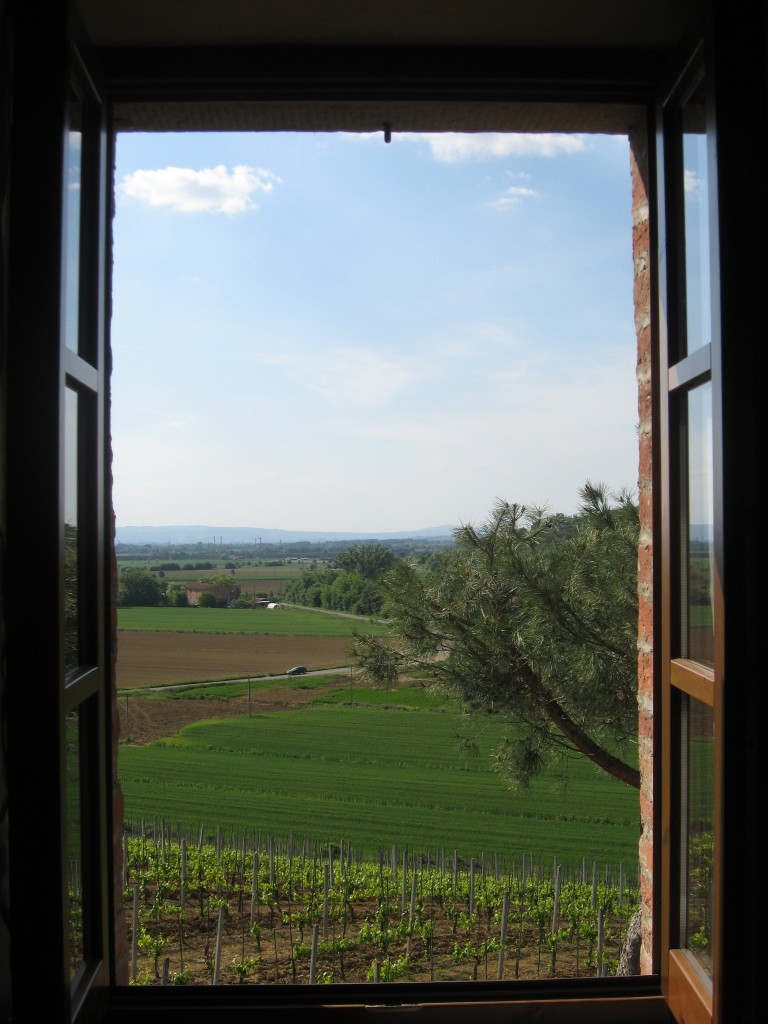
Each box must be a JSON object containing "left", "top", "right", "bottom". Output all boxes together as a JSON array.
[
  {"left": 118, "top": 679, "right": 346, "bottom": 745},
  {"left": 116, "top": 631, "right": 353, "bottom": 689}
]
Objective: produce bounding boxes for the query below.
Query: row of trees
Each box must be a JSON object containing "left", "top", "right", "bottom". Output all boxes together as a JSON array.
[
  {"left": 117, "top": 570, "right": 242, "bottom": 608},
  {"left": 119, "top": 543, "right": 403, "bottom": 612},
  {"left": 282, "top": 544, "right": 398, "bottom": 616}
]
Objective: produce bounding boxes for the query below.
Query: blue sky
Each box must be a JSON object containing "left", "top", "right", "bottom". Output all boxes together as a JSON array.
[{"left": 111, "top": 130, "right": 638, "bottom": 534}]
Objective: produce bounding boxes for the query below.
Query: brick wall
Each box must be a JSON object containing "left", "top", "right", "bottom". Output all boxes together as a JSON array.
[{"left": 629, "top": 125, "right": 654, "bottom": 976}]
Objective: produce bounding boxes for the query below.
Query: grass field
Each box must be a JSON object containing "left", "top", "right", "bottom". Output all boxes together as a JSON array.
[
  {"left": 119, "top": 692, "right": 640, "bottom": 871},
  {"left": 118, "top": 605, "right": 388, "bottom": 636}
]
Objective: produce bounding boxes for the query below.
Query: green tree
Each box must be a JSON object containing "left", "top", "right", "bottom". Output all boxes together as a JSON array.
[
  {"left": 333, "top": 543, "right": 397, "bottom": 580},
  {"left": 198, "top": 572, "right": 237, "bottom": 589},
  {"left": 166, "top": 582, "right": 189, "bottom": 607},
  {"left": 284, "top": 565, "right": 388, "bottom": 615},
  {"left": 353, "top": 482, "right": 640, "bottom": 790},
  {"left": 117, "top": 568, "right": 165, "bottom": 607},
  {"left": 328, "top": 571, "right": 385, "bottom": 615},
  {"left": 283, "top": 569, "right": 335, "bottom": 607}
]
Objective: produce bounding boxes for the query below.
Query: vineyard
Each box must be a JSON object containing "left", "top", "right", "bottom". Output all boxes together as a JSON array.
[{"left": 119, "top": 825, "right": 639, "bottom": 987}]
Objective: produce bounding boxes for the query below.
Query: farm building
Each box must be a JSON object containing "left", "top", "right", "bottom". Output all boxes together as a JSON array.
[{"left": 185, "top": 582, "right": 240, "bottom": 606}]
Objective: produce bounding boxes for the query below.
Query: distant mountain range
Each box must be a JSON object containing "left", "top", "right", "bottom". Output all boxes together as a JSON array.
[{"left": 115, "top": 523, "right": 458, "bottom": 546}]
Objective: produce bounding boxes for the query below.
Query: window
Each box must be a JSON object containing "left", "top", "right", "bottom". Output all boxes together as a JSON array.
[
  {"left": 7, "top": 4, "right": 765, "bottom": 1023},
  {"left": 106, "top": 120, "right": 666, "bottom": 1024},
  {"left": 657, "top": 46, "right": 720, "bottom": 1024},
  {"left": 106, "top": 115, "right": 665, "bottom": 1024},
  {"left": 61, "top": 52, "right": 114, "bottom": 1012},
  {"left": 109, "top": 126, "right": 643, "bottom": 993}
]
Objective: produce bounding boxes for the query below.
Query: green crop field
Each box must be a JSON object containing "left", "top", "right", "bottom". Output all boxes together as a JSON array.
[
  {"left": 117, "top": 605, "right": 389, "bottom": 637},
  {"left": 119, "top": 698, "right": 640, "bottom": 872},
  {"left": 229, "top": 565, "right": 315, "bottom": 580}
]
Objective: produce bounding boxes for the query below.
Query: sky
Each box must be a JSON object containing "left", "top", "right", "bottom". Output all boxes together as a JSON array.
[{"left": 111, "top": 130, "right": 638, "bottom": 535}]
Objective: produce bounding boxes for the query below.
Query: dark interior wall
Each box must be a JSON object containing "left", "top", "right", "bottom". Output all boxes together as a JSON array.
[
  {"left": 0, "top": 6, "right": 765, "bottom": 1023},
  {"left": 0, "top": 0, "right": 11, "bottom": 1014}
]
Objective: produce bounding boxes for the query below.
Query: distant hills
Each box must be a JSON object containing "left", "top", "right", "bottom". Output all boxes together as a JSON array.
[
  {"left": 115, "top": 523, "right": 458, "bottom": 546},
  {"left": 115, "top": 520, "right": 714, "bottom": 548}
]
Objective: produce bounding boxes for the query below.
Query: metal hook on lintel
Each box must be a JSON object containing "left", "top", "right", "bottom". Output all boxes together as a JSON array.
[{"left": 383, "top": 122, "right": 392, "bottom": 143}]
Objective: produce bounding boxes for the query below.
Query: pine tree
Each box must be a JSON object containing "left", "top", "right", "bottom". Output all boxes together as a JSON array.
[{"left": 353, "top": 482, "right": 640, "bottom": 789}]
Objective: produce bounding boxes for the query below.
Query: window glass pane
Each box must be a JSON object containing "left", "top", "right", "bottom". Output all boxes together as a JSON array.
[
  {"left": 64, "top": 386, "right": 79, "bottom": 674},
  {"left": 681, "top": 81, "right": 711, "bottom": 355},
  {"left": 63, "top": 93, "right": 82, "bottom": 354},
  {"left": 66, "top": 709, "right": 84, "bottom": 981},
  {"left": 681, "top": 695, "right": 714, "bottom": 979},
  {"left": 685, "top": 382, "right": 714, "bottom": 666}
]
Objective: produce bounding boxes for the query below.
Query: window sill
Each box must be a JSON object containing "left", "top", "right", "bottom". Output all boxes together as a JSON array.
[{"left": 105, "top": 977, "right": 673, "bottom": 1024}]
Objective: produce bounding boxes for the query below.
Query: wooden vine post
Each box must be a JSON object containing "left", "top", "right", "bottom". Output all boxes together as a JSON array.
[{"left": 497, "top": 892, "right": 510, "bottom": 979}]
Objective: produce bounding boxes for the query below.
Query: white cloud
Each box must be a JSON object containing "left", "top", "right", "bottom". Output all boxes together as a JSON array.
[
  {"left": 486, "top": 185, "right": 539, "bottom": 211},
  {"left": 319, "top": 345, "right": 638, "bottom": 514},
  {"left": 118, "top": 164, "right": 281, "bottom": 214},
  {"left": 257, "top": 344, "right": 424, "bottom": 408},
  {"left": 312, "top": 348, "right": 417, "bottom": 406},
  {"left": 684, "top": 167, "right": 702, "bottom": 197},
  {"left": 407, "top": 132, "right": 587, "bottom": 163}
]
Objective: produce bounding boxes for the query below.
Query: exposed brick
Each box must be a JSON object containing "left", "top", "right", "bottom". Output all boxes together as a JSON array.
[{"left": 630, "top": 126, "right": 653, "bottom": 971}]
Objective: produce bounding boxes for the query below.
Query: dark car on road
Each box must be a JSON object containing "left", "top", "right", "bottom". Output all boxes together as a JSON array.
[{"left": 286, "top": 665, "right": 307, "bottom": 675}]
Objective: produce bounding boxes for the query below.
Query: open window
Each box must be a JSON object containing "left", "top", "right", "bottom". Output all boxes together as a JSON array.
[
  {"left": 109, "top": 122, "right": 644, "bottom": 991},
  {"left": 4, "top": 2, "right": 764, "bottom": 1023},
  {"left": 656, "top": 42, "right": 717, "bottom": 1024}
]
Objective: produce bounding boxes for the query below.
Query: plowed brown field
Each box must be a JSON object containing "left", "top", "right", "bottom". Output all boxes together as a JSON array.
[
  {"left": 118, "top": 679, "right": 350, "bottom": 745},
  {"left": 116, "top": 631, "right": 353, "bottom": 689}
]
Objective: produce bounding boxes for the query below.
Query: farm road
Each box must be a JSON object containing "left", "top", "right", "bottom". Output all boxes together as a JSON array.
[
  {"left": 279, "top": 602, "right": 386, "bottom": 625},
  {"left": 130, "top": 665, "right": 352, "bottom": 695}
]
